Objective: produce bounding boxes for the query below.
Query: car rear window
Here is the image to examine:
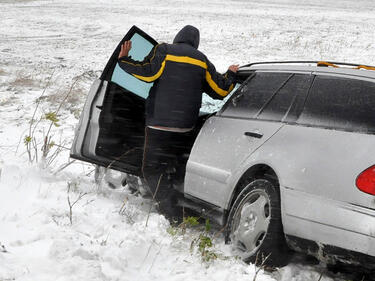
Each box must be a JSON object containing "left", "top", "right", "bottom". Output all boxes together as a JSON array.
[{"left": 298, "top": 75, "right": 375, "bottom": 134}]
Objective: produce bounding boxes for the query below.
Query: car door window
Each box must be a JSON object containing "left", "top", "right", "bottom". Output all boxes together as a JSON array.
[
  {"left": 257, "top": 74, "right": 313, "bottom": 122},
  {"left": 111, "top": 33, "right": 155, "bottom": 99},
  {"left": 298, "top": 75, "right": 375, "bottom": 133},
  {"left": 221, "top": 72, "right": 292, "bottom": 119}
]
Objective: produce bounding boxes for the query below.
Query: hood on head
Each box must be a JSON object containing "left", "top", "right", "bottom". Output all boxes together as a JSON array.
[{"left": 173, "top": 25, "right": 200, "bottom": 49}]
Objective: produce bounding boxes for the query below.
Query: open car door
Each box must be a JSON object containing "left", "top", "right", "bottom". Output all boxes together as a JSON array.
[{"left": 70, "top": 26, "right": 157, "bottom": 176}]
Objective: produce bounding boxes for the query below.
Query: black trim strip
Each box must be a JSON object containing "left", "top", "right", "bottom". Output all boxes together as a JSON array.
[
  {"left": 180, "top": 193, "right": 227, "bottom": 226},
  {"left": 255, "top": 73, "right": 294, "bottom": 117},
  {"left": 244, "top": 131, "right": 263, "bottom": 138},
  {"left": 286, "top": 234, "right": 375, "bottom": 272}
]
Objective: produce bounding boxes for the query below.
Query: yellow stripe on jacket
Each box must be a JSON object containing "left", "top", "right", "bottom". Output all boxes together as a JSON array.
[{"left": 125, "top": 54, "right": 234, "bottom": 97}]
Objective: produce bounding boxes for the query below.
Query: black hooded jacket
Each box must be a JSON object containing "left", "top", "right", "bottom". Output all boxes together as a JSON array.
[{"left": 118, "top": 25, "right": 236, "bottom": 128}]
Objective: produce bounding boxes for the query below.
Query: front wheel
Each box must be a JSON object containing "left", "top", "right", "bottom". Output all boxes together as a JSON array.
[{"left": 226, "top": 178, "right": 290, "bottom": 267}]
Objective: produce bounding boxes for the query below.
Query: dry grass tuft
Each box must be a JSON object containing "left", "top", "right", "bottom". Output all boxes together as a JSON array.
[
  {"left": 10, "top": 71, "right": 39, "bottom": 88},
  {"left": 39, "top": 86, "right": 86, "bottom": 117}
]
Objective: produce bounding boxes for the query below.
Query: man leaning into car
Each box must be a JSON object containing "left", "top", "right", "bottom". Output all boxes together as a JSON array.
[{"left": 117, "top": 25, "right": 239, "bottom": 221}]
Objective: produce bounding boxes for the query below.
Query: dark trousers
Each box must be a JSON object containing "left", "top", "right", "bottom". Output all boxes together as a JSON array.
[{"left": 142, "top": 127, "right": 193, "bottom": 218}]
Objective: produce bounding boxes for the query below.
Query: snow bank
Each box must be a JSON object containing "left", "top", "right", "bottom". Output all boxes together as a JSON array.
[{"left": 0, "top": 157, "right": 277, "bottom": 281}]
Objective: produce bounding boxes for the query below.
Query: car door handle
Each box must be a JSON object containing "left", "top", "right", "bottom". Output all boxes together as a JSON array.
[{"left": 244, "top": 131, "right": 263, "bottom": 138}]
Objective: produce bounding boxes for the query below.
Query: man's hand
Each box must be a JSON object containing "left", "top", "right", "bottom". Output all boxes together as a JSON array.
[
  {"left": 228, "top": 64, "right": 239, "bottom": 73},
  {"left": 118, "top": 40, "right": 132, "bottom": 58}
]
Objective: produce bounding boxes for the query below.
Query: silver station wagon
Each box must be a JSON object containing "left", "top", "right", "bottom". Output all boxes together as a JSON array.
[{"left": 71, "top": 26, "right": 375, "bottom": 270}]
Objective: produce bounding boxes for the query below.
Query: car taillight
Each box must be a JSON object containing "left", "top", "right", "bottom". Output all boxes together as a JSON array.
[{"left": 356, "top": 165, "right": 375, "bottom": 195}]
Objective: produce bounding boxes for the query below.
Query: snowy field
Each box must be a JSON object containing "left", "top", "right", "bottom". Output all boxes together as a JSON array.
[{"left": 1, "top": 0, "right": 375, "bottom": 280}]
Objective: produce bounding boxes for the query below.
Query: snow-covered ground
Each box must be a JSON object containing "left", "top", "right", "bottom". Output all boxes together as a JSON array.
[{"left": 1, "top": 0, "right": 375, "bottom": 280}]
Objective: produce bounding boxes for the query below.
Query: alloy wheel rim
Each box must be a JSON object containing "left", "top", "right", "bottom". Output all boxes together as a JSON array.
[{"left": 231, "top": 189, "right": 271, "bottom": 259}]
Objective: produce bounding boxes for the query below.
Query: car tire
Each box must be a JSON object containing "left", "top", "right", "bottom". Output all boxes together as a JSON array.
[{"left": 226, "top": 178, "right": 290, "bottom": 267}]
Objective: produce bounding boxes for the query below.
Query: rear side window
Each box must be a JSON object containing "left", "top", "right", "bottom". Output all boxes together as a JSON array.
[
  {"left": 221, "top": 72, "right": 292, "bottom": 119},
  {"left": 221, "top": 72, "right": 312, "bottom": 121},
  {"left": 298, "top": 75, "right": 375, "bottom": 133},
  {"left": 258, "top": 74, "right": 312, "bottom": 121}
]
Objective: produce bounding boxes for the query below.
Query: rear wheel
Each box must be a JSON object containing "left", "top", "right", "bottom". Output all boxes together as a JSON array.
[{"left": 226, "top": 178, "right": 290, "bottom": 267}]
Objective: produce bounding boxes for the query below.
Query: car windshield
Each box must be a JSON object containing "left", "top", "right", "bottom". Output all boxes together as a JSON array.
[{"left": 111, "top": 33, "right": 155, "bottom": 99}]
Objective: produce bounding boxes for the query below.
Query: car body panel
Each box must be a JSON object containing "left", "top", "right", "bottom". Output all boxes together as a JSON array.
[
  {"left": 281, "top": 186, "right": 375, "bottom": 256},
  {"left": 70, "top": 79, "right": 104, "bottom": 161},
  {"left": 225, "top": 123, "right": 375, "bottom": 256},
  {"left": 266, "top": 124, "right": 375, "bottom": 209},
  {"left": 184, "top": 116, "right": 282, "bottom": 207}
]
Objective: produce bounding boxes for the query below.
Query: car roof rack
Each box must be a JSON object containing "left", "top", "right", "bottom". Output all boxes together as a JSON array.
[{"left": 240, "top": 61, "right": 375, "bottom": 71}]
